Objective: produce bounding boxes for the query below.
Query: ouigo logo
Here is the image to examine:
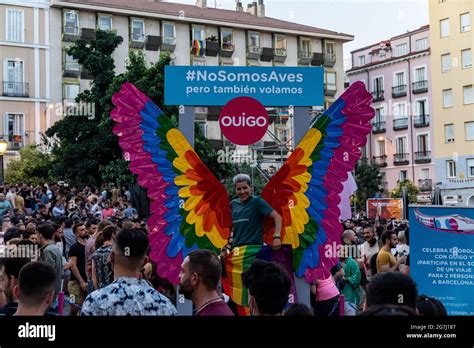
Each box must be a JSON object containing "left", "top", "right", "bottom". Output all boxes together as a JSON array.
[{"left": 219, "top": 96, "right": 269, "bottom": 146}]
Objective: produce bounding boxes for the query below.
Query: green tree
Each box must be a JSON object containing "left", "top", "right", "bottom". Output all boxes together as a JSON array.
[
  {"left": 354, "top": 158, "right": 383, "bottom": 210},
  {"left": 5, "top": 145, "right": 57, "bottom": 185},
  {"left": 390, "top": 179, "right": 420, "bottom": 204},
  {"left": 45, "top": 29, "right": 233, "bottom": 187}
]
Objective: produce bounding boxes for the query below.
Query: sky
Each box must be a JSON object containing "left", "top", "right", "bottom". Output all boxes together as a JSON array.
[{"left": 177, "top": 0, "right": 430, "bottom": 65}]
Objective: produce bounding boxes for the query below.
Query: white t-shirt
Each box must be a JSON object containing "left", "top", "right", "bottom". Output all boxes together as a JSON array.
[{"left": 361, "top": 240, "right": 379, "bottom": 279}]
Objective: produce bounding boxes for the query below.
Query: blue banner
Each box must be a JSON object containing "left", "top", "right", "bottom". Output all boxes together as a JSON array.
[
  {"left": 164, "top": 66, "right": 324, "bottom": 106},
  {"left": 409, "top": 206, "right": 474, "bottom": 315}
]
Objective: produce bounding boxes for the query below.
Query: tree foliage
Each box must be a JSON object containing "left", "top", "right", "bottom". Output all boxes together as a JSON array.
[
  {"left": 5, "top": 145, "right": 57, "bottom": 185},
  {"left": 354, "top": 158, "right": 383, "bottom": 210},
  {"left": 390, "top": 179, "right": 420, "bottom": 204}
]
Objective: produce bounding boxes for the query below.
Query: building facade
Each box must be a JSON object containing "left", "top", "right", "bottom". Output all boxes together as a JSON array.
[
  {"left": 347, "top": 25, "right": 435, "bottom": 196},
  {"left": 48, "top": 0, "right": 352, "bottom": 172},
  {"left": 429, "top": 0, "right": 474, "bottom": 207},
  {"left": 0, "top": 0, "right": 52, "bottom": 169}
]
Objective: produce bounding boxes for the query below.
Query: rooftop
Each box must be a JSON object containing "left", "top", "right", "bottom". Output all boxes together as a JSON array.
[{"left": 53, "top": 0, "right": 353, "bottom": 41}]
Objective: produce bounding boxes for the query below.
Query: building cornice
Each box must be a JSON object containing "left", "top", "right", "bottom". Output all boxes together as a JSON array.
[
  {"left": 51, "top": 1, "right": 354, "bottom": 42},
  {"left": 0, "top": 1, "right": 49, "bottom": 9},
  {"left": 0, "top": 97, "right": 50, "bottom": 103},
  {"left": 0, "top": 41, "right": 50, "bottom": 50},
  {"left": 347, "top": 49, "right": 430, "bottom": 75}
]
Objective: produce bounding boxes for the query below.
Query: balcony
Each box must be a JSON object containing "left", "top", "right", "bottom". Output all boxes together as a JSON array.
[
  {"left": 247, "top": 45, "right": 262, "bottom": 60},
  {"left": 324, "top": 83, "right": 337, "bottom": 97},
  {"left": 81, "top": 28, "right": 96, "bottom": 42},
  {"left": 418, "top": 178, "right": 433, "bottom": 192},
  {"left": 259, "top": 47, "right": 273, "bottom": 62},
  {"left": 372, "top": 121, "right": 386, "bottom": 133},
  {"left": 63, "top": 26, "right": 79, "bottom": 42},
  {"left": 273, "top": 48, "right": 287, "bottom": 62},
  {"left": 2, "top": 82, "right": 29, "bottom": 97},
  {"left": 323, "top": 53, "right": 335, "bottom": 67},
  {"left": 298, "top": 50, "right": 312, "bottom": 65},
  {"left": 130, "top": 33, "right": 145, "bottom": 49},
  {"left": 311, "top": 52, "right": 323, "bottom": 66},
  {"left": 63, "top": 61, "right": 80, "bottom": 78},
  {"left": 412, "top": 80, "right": 428, "bottom": 94},
  {"left": 220, "top": 42, "right": 234, "bottom": 58},
  {"left": 145, "top": 35, "right": 162, "bottom": 51},
  {"left": 393, "top": 118, "right": 408, "bottom": 130},
  {"left": 414, "top": 114, "right": 430, "bottom": 128},
  {"left": 373, "top": 155, "right": 388, "bottom": 167},
  {"left": 394, "top": 153, "right": 409, "bottom": 165},
  {"left": 371, "top": 90, "right": 385, "bottom": 102},
  {"left": 205, "top": 40, "right": 220, "bottom": 57},
  {"left": 161, "top": 37, "right": 176, "bottom": 52},
  {"left": 415, "top": 151, "right": 431, "bottom": 164},
  {"left": 392, "top": 85, "right": 407, "bottom": 98}
]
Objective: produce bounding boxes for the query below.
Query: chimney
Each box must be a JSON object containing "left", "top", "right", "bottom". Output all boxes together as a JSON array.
[
  {"left": 247, "top": 1, "right": 257, "bottom": 16},
  {"left": 196, "top": 0, "right": 207, "bottom": 8},
  {"left": 257, "top": 0, "right": 265, "bottom": 18},
  {"left": 236, "top": 0, "right": 243, "bottom": 12}
]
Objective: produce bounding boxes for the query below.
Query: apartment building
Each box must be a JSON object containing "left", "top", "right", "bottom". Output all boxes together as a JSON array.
[
  {"left": 347, "top": 25, "right": 435, "bottom": 196},
  {"left": 0, "top": 0, "right": 52, "bottom": 168},
  {"left": 429, "top": 0, "right": 474, "bottom": 207},
  {"left": 49, "top": 0, "right": 353, "bottom": 170}
]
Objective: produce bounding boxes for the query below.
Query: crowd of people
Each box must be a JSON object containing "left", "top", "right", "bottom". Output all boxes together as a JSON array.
[{"left": 0, "top": 181, "right": 447, "bottom": 317}]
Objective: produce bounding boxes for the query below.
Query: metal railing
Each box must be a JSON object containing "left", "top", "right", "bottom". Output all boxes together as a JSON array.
[
  {"left": 393, "top": 118, "right": 409, "bottom": 130},
  {"left": 2, "top": 81, "right": 29, "bottom": 97}
]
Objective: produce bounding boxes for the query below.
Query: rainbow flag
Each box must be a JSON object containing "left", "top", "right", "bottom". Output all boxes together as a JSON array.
[
  {"left": 192, "top": 40, "right": 205, "bottom": 56},
  {"left": 221, "top": 244, "right": 297, "bottom": 310}
]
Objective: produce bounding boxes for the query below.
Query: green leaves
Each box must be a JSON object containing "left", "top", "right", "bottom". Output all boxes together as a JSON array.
[{"left": 354, "top": 158, "right": 383, "bottom": 210}]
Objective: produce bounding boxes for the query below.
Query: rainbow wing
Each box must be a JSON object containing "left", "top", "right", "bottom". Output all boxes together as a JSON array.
[
  {"left": 261, "top": 81, "right": 374, "bottom": 280},
  {"left": 111, "top": 82, "right": 232, "bottom": 284}
]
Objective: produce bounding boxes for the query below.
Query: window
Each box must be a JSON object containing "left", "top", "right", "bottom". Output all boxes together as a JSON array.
[
  {"left": 441, "top": 53, "right": 451, "bottom": 72},
  {"left": 274, "top": 35, "right": 287, "bottom": 55},
  {"left": 131, "top": 19, "right": 145, "bottom": 42},
  {"left": 460, "top": 13, "right": 470, "bottom": 33},
  {"left": 192, "top": 25, "right": 205, "bottom": 42},
  {"left": 464, "top": 85, "right": 473, "bottom": 104},
  {"left": 393, "top": 103, "right": 406, "bottom": 119},
  {"left": 6, "top": 9, "right": 24, "bottom": 42},
  {"left": 415, "top": 38, "right": 428, "bottom": 51},
  {"left": 376, "top": 139, "right": 385, "bottom": 156},
  {"left": 466, "top": 122, "right": 474, "bottom": 141},
  {"left": 462, "top": 49, "right": 472, "bottom": 68},
  {"left": 375, "top": 107, "right": 385, "bottom": 123},
  {"left": 64, "top": 10, "right": 79, "bottom": 35},
  {"left": 416, "top": 99, "right": 428, "bottom": 116},
  {"left": 446, "top": 160, "right": 456, "bottom": 178},
  {"left": 443, "top": 89, "right": 453, "bottom": 108},
  {"left": 440, "top": 18, "right": 449, "bottom": 37},
  {"left": 3, "top": 113, "right": 24, "bottom": 145},
  {"left": 64, "top": 53, "right": 79, "bottom": 71},
  {"left": 358, "top": 55, "right": 365, "bottom": 66},
  {"left": 325, "top": 71, "right": 336, "bottom": 91},
  {"left": 98, "top": 15, "right": 112, "bottom": 31},
  {"left": 221, "top": 29, "right": 233, "bottom": 50},
  {"left": 162, "top": 22, "right": 176, "bottom": 45},
  {"left": 196, "top": 122, "right": 207, "bottom": 137},
  {"left": 399, "top": 171, "right": 408, "bottom": 182},
  {"left": 421, "top": 169, "right": 430, "bottom": 180},
  {"left": 417, "top": 134, "right": 429, "bottom": 153},
  {"left": 445, "top": 124, "right": 454, "bottom": 143},
  {"left": 396, "top": 43, "right": 408, "bottom": 56},
  {"left": 3, "top": 59, "right": 24, "bottom": 95},
  {"left": 396, "top": 137, "right": 408, "bottom": 154},
  {"left": 64, "top": 84, "right": 79, "bottom": 102},
  {"left": 467, "top": 159, "right": 474, "bottom": 177},
  {"left": 248, "top": 31, "right": 260, "bottom": 47},
  {"left": 373, "top": 76, "right": 384, "bottom": 93},
  {"left": 415, "top": 67, "right": 426, "bottom": 82},
  {"left": 325, "top": 41, "right": 335, "bottom": 55},
  {"left": 395, "top": 71, "right": 405, "bottom": 86},
  {"left": 300, "top": 39, "right": 311, "bottom": 54}
]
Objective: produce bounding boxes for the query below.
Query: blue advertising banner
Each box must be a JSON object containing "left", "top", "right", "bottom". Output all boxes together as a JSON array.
[
  {"left": 164, "top": 66, "right": 324, "bottom": 106},
  {"left": 409, "top": 206, "right": 474, "bottom": 315}
]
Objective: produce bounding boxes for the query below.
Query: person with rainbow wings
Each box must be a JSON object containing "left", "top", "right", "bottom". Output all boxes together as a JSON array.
[{"left": 110, "top": 81, "right": 374, "bottom": 313}]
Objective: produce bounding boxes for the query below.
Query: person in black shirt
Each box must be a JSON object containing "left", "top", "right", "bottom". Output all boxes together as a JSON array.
[{"left": 68, "top": 222, "right": 88, "bottom": 315}]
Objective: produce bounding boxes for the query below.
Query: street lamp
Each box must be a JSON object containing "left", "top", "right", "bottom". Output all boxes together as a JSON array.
[{"left": 0, "top": 139, "right": 8, "bottom": 183}]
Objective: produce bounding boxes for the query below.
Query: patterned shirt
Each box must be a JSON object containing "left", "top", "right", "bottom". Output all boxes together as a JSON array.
[
  {"left": 80, "top": 277, "right": 177, "bottom": 316},
  {"left": 92, "top": 245, "right": 113, "bottom": 289}
]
